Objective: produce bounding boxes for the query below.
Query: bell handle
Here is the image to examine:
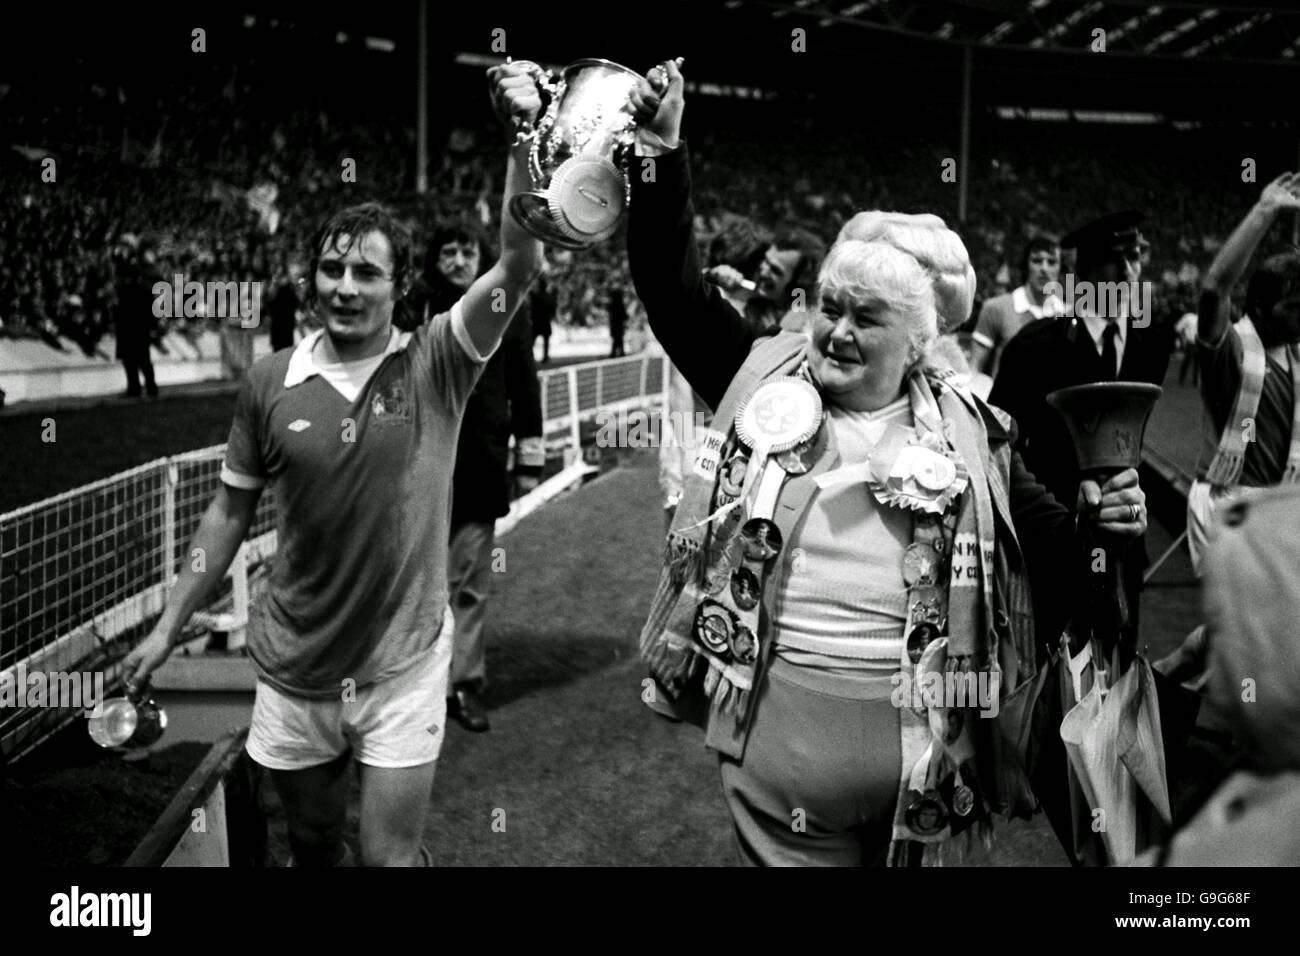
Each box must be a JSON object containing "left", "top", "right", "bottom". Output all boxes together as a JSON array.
[{"left": 1073, "top": 467, "right": 1133, "bottom": 666}]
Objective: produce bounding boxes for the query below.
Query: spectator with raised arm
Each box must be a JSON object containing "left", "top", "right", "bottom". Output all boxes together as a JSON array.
[
  {"left": 626, "top": 60, "right": 1150, "bottom": 867},
  {"left": 1187, "top": 171, "right": 1300, "bottom": 573}
]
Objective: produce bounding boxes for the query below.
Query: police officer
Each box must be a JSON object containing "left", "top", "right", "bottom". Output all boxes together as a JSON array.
[{"left": 990, "top": 211, "right": 1175, "bottom": 639}]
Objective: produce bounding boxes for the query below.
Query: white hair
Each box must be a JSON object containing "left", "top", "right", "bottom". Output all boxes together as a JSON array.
[
  {"left": 836, "top": 211, "right": 977, "bottom": 333},
  {"left": 818, "top": 239, "right": 939, "bottom": 368}
]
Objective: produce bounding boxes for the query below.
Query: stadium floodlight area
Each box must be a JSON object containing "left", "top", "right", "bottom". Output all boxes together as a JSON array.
[{"left": 0, "top": 353, "right": 666, "bottom": 763}]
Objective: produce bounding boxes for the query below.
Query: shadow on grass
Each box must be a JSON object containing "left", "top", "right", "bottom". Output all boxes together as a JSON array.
[{"left": 479, "top": 627, "right": 634, "bottom": 710}]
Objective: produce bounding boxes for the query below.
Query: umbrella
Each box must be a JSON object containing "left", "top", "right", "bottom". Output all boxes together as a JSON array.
[
  {"left": 998, "top": 631, "right": 1106, "bottom": 864},
  {"left": 1059, "top": 638, "right": 1172, "bottom": 864}
]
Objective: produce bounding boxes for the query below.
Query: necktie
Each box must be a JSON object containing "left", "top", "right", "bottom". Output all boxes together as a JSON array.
[{"left": 1100, "top": 322, "right": 1119, "bottom": 380}]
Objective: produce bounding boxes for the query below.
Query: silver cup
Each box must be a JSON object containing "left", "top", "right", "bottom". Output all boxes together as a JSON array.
[
  {"left": 88, "top": 683, "right": 167, "bottom": 749},
  {"left": 508, "top": 58, "right": 645, "bottom": 249}
]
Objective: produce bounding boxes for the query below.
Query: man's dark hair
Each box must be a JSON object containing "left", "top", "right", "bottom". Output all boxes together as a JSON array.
[
  {"left": 770, "top": 227, "right": 826, "bottom": 301},
  {"left": 305, "top": 202, "right": 415, "bottom": 311},
  {"left": 421, "top": 217, "right": 494, "bottom": 317},
  {"left": 1246, "top": 251, "right": 1300, "bottom": 326},
  {"left": 1019, "top": 235, "right": 1059, "bottom": 282}
]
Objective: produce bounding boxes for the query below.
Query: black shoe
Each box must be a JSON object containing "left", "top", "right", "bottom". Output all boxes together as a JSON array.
[{"left": 448, "top": 686, "right": 490, "bottom": 732}]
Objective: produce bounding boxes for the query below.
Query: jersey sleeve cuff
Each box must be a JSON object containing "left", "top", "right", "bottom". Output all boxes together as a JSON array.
[
  {"left": 451, "top": 297, "right": 499, "bottom": 365},
  {"left": 221, "top": 464, "right": 267, "bottom": 490}
]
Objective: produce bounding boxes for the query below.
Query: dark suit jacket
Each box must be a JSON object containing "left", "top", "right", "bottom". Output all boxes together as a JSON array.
[
  {"left": 989, "top": 314, "right": 1173, "bottom": 512},
  {"left": 451, "top": 302, "right": 543, "bottom": 525},
  {"left": 628, "top": 141, "right": 1084, "bottom": 653}
]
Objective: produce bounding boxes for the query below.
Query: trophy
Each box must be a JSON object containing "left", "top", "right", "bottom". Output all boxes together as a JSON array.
[
  {"left": 88, "top": 681, "right": 168, "bottom": 750},
  {"left": 507, "top": 58, "right": 647, "bottom": 249},
  {"left": 1046, "top": 381, "right": 1162, "bottom": 661}
]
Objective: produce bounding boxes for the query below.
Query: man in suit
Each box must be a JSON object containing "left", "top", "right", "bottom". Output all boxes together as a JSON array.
[
  {"left": 425, "top": 218, "right": 545, "bottom": 732},
  {"left": 114, "top": 247, "right": 160, "bottom": 398},
  {"left": 990, "top": 211, "right": 1174, "bottom": 637}
]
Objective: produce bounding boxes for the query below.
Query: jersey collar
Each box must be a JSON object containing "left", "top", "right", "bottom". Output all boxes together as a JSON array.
[{"left": 284, "top": 326, "right": 413, "bottom": 388}]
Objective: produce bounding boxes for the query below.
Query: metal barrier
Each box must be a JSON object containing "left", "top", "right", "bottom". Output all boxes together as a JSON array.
[
  {"left": 0, "top": 352, "right": 666, "bottom": 762},
  {"left": 538, "top": 353, "right": 666, "bottom": 457},
  {"left": 0, "top": 449, "right": 277, "bottom": 762}
]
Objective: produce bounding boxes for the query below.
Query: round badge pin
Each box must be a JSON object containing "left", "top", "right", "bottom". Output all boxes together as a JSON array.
[
  {"left": 775, "top": 434, "right": 818, "bottom": 475},
  {"left": 693, "top": 602, "right": 734, "bottom": 656},
  {"left": 911, "top": 449, "right": 957, "bottom": 493},
  {"left": 718, "top": 454, "right": 749, "bottom": 497},
  {"left": 730, "top": 566, "right": 761, "bottom": 611},
  {"left": 739, "top": 518, "right": 783, "bottom": 563},
  {"left": 907, "top": 622, "right": 940, "bottom": 665},
  {"left": 729, "top": 624, "right": 757, "bottom": 664},
  {"left": 952, "top": 783, "right": 975, "bottom": 818},
  {"left": 735, "top": 377, "right": 823, "bottom": 454},
  {"left": 945, "top": 709, "right": 965, "bottom": 745},
  {"left": 905, "top": 790, "right": 949, "bottom": 836},
  {"left": 901, "top": 543, "right": 936, "bottom": 587},
  {"left": 702, "top": 554, "right": 733, "bottom": 596}
]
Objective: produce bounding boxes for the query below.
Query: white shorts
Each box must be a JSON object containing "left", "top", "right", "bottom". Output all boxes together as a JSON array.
[{"left": 246, "top": 612, "right": 454, "bottom": 771}]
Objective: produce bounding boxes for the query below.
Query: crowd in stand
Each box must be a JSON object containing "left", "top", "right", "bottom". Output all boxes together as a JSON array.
[{"left": 2, "top": 56, "right": 1294, "bottom": 361}]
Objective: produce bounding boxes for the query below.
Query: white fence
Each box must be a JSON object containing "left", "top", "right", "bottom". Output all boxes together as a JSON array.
[{"left": 0, "top": 353, "right": 666, "bottom": 762}]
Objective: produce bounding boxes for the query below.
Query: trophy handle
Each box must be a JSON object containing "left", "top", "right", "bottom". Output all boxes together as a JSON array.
[{"left": 505, "top": 59, "right": 559, "bottom": 145}]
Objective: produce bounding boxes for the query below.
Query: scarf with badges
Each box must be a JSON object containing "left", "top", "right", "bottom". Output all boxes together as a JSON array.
[
  {"left": 1204, "top": 315, "right": 1300, "bottom": 488},
  {"left": 639, "top": 333, "right": 1002, "bottom": 862}
]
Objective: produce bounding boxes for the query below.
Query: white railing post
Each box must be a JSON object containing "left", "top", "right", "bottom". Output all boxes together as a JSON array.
[
  {"left": 162, "top": 460, "right": 178, "bottom": 595},
  {"left": 638, "top": 355, "right": 649, "bottom": 403},
  {"left": 227, "top": 544, "right": 249, "bottom": 651},
  {"left": 567, "top": 367, "right": 581, "bottom": 466},
  {"left": 539, "top": 371, "right": 548, "bottom": 426}
]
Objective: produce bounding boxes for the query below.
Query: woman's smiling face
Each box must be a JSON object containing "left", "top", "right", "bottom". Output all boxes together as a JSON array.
[
  {"left": 805, "top": 239, "right": 938, "bottom": 412},
  {"left": 808, "top": 286, "right": 916, "bottom": 413}
]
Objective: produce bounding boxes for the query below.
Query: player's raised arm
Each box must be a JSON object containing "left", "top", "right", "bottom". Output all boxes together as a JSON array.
[
  {"left": 459, "top": 64, "right": 546, "bottom": 359},
  {"left": 1200, "top": 171, "right": 1300, "bottom": 345}
]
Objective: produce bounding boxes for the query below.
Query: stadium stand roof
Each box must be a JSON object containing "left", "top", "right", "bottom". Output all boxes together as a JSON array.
[
  {"left": 2, "top": 1, "right": 1294, "bottom": 123},
  {"left": 741, "top": 1, "right": 1300, "bottom": 65}
]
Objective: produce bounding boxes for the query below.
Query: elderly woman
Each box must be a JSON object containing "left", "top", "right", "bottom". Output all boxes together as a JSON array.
[{"left": 627, "top": 62, "right": 1149, "bottom": 866}]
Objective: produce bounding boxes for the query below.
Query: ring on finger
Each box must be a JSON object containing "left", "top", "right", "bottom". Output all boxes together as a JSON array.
[{"left": 1129, "top": 503, "right": 1140, "bottom": 522}]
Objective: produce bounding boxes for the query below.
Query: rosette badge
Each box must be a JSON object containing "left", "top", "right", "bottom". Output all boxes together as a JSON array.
[{"left": 507, "top": 59, "right": 645, "bottom": 249}]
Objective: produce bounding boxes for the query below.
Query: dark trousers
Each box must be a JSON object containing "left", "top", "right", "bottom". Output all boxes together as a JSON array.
[
  {"left": 446, "top": 520, "right": 496, "bottom": 690},
  {"left": 122, "top": 346, "right": 156, "bottom": 394}
]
